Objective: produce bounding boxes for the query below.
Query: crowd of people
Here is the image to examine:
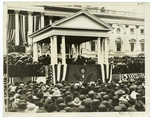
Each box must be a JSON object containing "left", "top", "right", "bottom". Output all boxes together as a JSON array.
[
  {"left": 38, "top": 55, "right": 97, "bottom": 65},
  {"left": 4, "top": 53, "right": 145, "bottom": 75},
  {"left": 110, "top": 56, "right": 145, "bottom": 74},
  {"left": 5, "top": 77, "right": 145, "bottom": 113}
]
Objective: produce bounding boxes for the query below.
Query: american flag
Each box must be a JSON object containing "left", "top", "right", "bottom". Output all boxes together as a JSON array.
[
  {"left": 19, "top": 15, "right": 27, "bottom": 45},
  {"left": 7, "top": 14, "right": 41, "bottom": 45},
  {"left": 7, "top": 14, "right": 15, "bottom": 43}
]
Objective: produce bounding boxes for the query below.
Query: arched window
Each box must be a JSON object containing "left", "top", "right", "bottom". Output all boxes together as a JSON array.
[
  {"left": 115, "top": 38, "right": 122, "bottom": 52},
  {"left": 129, "top": 39, "right": 136, "bottom": 52}
]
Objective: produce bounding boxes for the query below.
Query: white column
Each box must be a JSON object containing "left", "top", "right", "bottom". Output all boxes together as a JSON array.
[
  {"left": 53, "top": 36, "right": 58, "bottom": 64},
  {"left": 41, "top": 12, "right": 44, "bottom": 28},
  {"left": 50, "top": 37, "right": 54, "bottom": 64},
  {"left": 3, "top": 3, "right": 7, "bottom": 55},
  {"left": 97, "top": 37, "right": 102, "bottom": 64},
  {"left": 33, "top": 43, "right": 38, "bottom": 62},
  {"left": 28, "top": 11, "right": 33, "bottom": 44},
  {"left": 105, "top": 38, "right": 108, "bottom": 65},
  {"left": 26, "top": 11, "right": 33, "bottom": 54},
  {"left": 101, "top": 39, "right": 105, "bottom": 63},
  {"left": 105, "top": 38, "right": 109, "bottom": 78},
  {"left": 49, "top": 16, "right": 52, "bottom": 25},
  {"left": 62, "top": 36, "right": 66, "bottom": 64},
  {"left": 15, "top": 10, "right": 20, "bottom": 46}
]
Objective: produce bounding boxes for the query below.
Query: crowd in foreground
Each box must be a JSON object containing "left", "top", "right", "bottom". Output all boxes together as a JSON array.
[{"left": 5, "top": 77, "right": 145, "bottom": 113}]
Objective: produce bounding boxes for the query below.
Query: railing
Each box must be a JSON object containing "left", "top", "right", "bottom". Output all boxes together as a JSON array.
[
  {"left": 64, "top": 5, "right": 144, "bottom": 18},
  {"left": 87, "top": 8, "right": 144, "bottom": 18}
]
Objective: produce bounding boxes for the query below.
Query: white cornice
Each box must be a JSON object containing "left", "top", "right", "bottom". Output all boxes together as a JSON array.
[{"left": 8, "top": 5, "right": 44, "bottom": 13}]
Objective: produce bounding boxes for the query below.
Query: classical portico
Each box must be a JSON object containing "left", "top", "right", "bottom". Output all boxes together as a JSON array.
[{"left": 29, "top": 10, "right": 113, "bottom": 83}]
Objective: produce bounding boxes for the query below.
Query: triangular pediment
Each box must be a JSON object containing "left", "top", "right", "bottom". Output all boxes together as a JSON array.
[{"left": 52, "top": 10, "right": 113, "bottom": 30}]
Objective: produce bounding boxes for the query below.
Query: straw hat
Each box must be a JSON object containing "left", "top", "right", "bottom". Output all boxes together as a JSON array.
[
  {"left": 52, "top": 89, "right": 61, "bottom": 97},
  {"left": 72, "top": 97, "right": 81, "bottom": 106},
  {"left": 25, "top": 103, "right": 39, "bottom": 113}
]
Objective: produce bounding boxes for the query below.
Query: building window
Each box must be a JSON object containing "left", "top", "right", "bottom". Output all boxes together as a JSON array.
[
  {"left": 91, "top": 41, "right": 95, "bottom": 51},
  {"left": 116, "top": 42, "right": 121, "bottom": 51},
  {"left": 141, "top": 29, "right": 144, "bottom": 34},
  {"left": 130, "top": 28, "right": 134, "bottom": 34},
  {"left": 129, "top": 39, "right": 136, "bottom": 52},
  {"left": 141, "top": 43, "right": 144, "bottom": 52},
  {"left": 115, "top": 38, "right": 122, "bottom": 52},
  {"left": 130, "top": 43, "right": 134, "bottom": 52}
]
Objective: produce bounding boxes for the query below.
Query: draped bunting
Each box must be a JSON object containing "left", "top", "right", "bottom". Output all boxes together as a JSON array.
[
  {"left": 7, "top": 64, "right": 112, "bottom": 84},
  {"left": 7, "top": 14, "right": 15, "bottom": 43},
  {"left": 7, "top": 14, "right": 28, "bottom": 45},
  {"left": 51, "top": 64, "right": 68, "bottom": 84},
  {"left": 33, "top": 15, "right": 40, "bottom": 32},
  {"left": 52, "top": 64, "right": 112, "bottom": 84},
  {"left": 19, "top": 15, "right": 27, "bottom": 45},
  {"left": 7, "top": 14, "right": 41, "bottom": 45}
]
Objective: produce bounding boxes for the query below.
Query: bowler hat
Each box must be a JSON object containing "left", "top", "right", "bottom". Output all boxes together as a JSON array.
[
  {"left": 78, "top": 105, "right": 86, "bottom": 112},
  {"left": 64, "top": 95, "right": 73, "bottom": 104},
  {"left": 79, "top": 94, "right": 86, "bottom": 101},
  {"left": 88, "top": 91, "right": 95, "bottom": 100},
  {"left": 59, "top": 110, "right": 67, "bottom": 112},
  {"left": 48, "top": 103, "right": 56, "bottom": 112},
  {"left": 55, "top": 97, "right": 64, "bottom": 107},
  {"left": 120, "top": 100, "right": 130, "bottom": 108},
  {"left": 64, "top": 106, "right": 71, "bottom": 112},
  {"left": 18, "top": 102, "right": 26, "bottom": 110},
  {"left": 98, "top": 104, "right": 109, "bottom": 112},
  {"left": 119, "top": 104, "right": 127, "bottom": 111},
  {"left": 103, "top": 95, "right": 109, "bottom": 101},
  {"left": 69, "top": 107, "right": 80, "bottom": 112},
  {"left": 113, "top": 106, "right": 122, "bottom": 112},
  {"left": 101, "top": 100, "right": 113, "bottom": 111},
  {"left": 112, "top": 96, "right": 119, "bottom": 107},
  {"left": 92, "top": 99, "right": 100, "bottom": 110},
  {"left": 57, "top": 103, "right": 66, "bottom": 111},
  {"left": 67, "top": 102, "right": 74, "bottom": 107}
]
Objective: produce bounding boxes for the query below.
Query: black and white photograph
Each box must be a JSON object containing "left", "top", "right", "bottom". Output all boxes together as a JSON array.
[{"left": 2, "top": 2, "right": 150, "bottom": 116}]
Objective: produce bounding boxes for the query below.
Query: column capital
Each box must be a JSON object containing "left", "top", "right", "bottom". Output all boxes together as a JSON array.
[
  {"left": 136, "top": 25, "right": 139, "bottom": 28},
  {"left": 49, "top": 16, "right": 53, "bottom": 18},
  {"left": 125, "top": 24, "right": 129, "bottom": 28},
  {"left": 28, "top": 11, "right": 33, "bottom": 14},
  {"left": 14, "top": 10, "right": 20, "bottom": 13},
  {"left": 40, "top": 12, "right": 45, "bottom": 15},
  {"left": 62, "top": 35, "right": 65, "bottom": 38}
]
